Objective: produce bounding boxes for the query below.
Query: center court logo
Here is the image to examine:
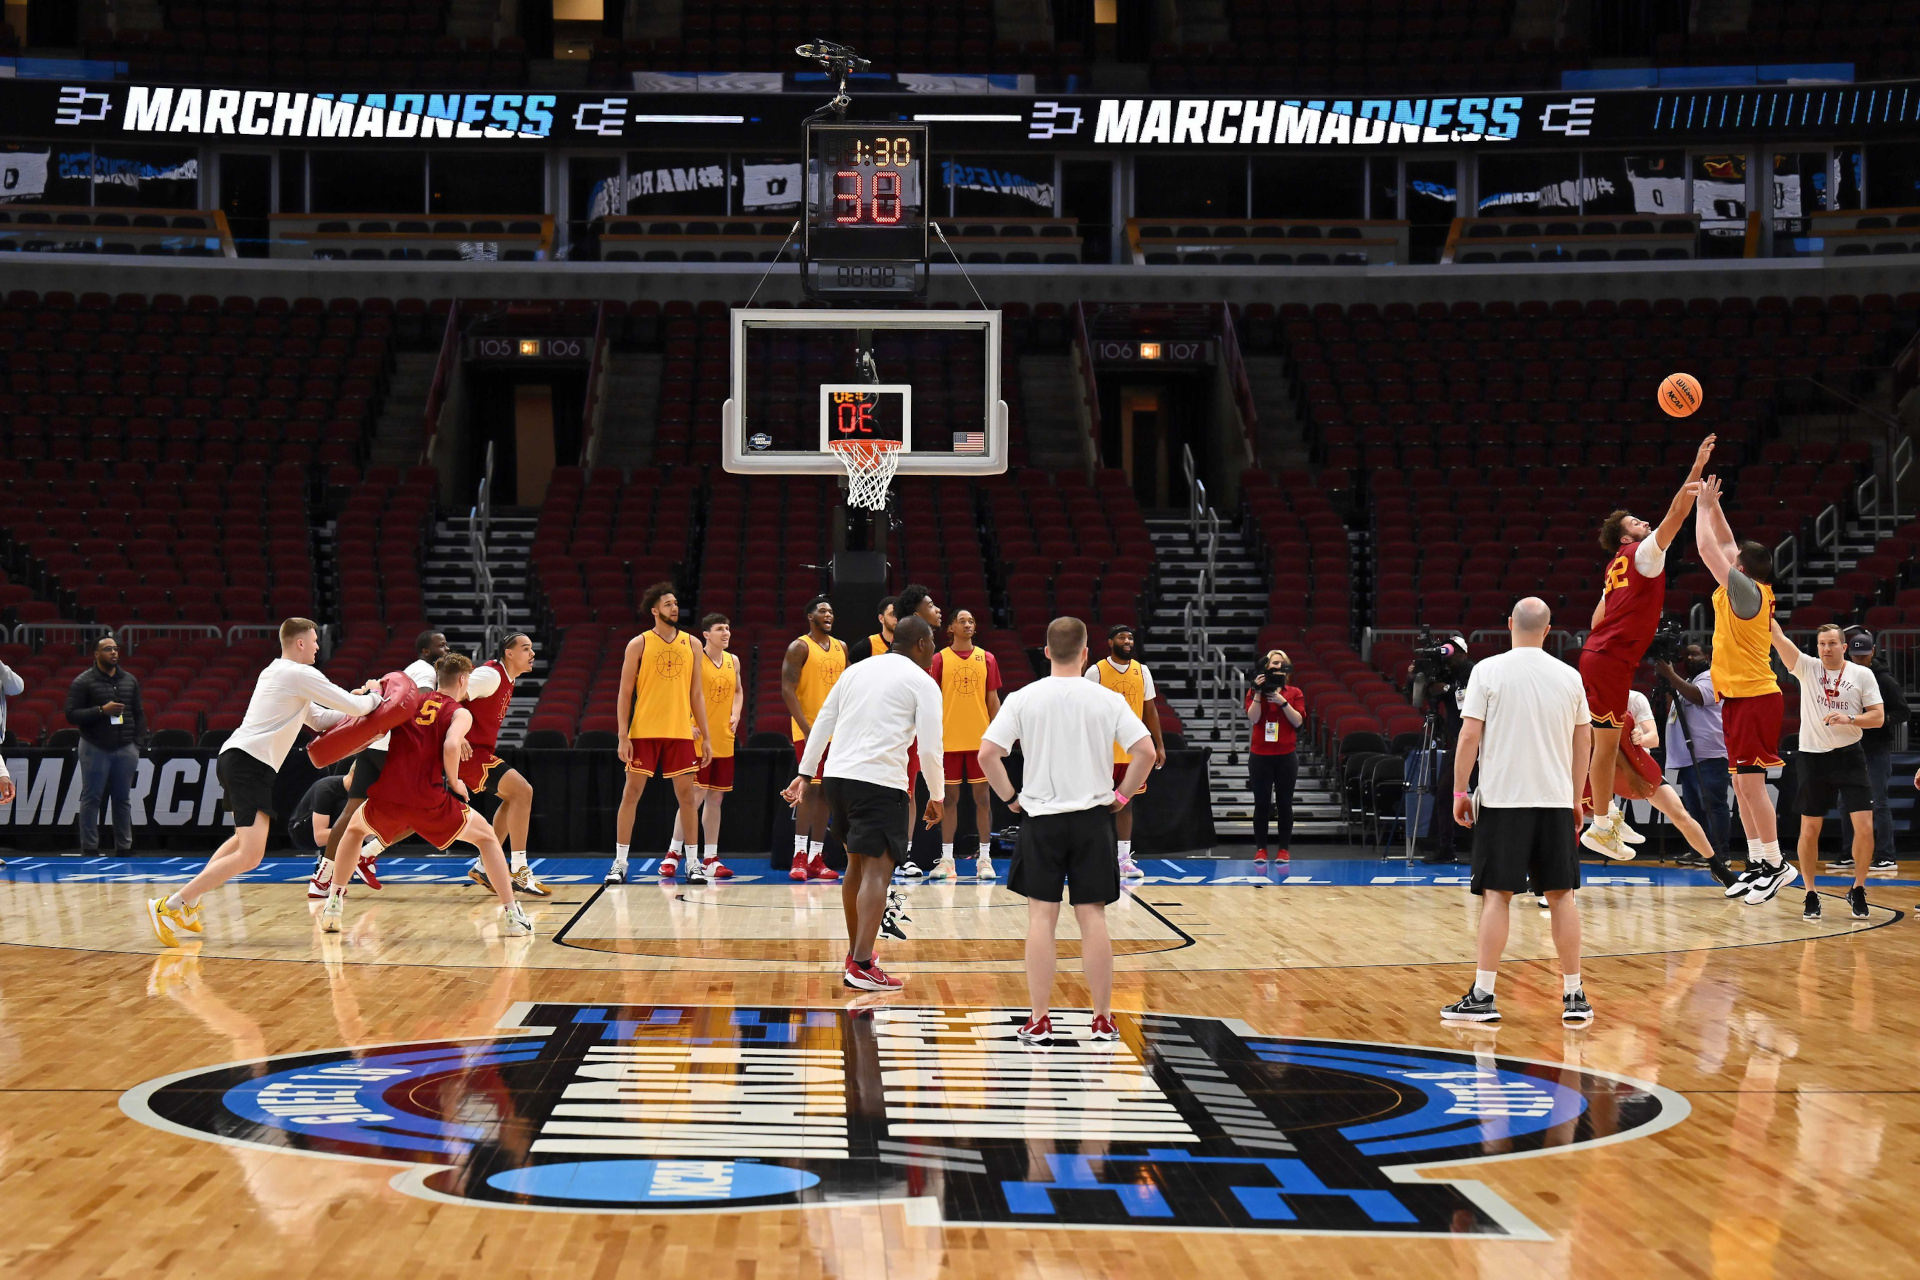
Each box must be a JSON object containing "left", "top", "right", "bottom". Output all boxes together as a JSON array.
[{"left": 121, "top": 1004, "right": 1686, "bottom": 1236}]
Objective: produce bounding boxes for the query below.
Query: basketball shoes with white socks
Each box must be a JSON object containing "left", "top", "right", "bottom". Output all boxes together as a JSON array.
[
  {"left": 307, "top": 837, "right": 386, "bottom": 899},
  {"left": 1579, "top": 804, "right": 1642, "bottom": 860},
  {"left": 468, "top": 851, "right": 553, "bottom": 897}
]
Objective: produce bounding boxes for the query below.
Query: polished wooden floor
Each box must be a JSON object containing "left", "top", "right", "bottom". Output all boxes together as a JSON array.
[{"left": 3, "top": 855, "right": 1917, "bottom": 1279}]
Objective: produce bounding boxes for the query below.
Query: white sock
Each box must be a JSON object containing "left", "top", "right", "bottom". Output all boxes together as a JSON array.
[
  {"left": 613, "top": 843, "right": 629, "bottom": 862},
  {"left": 327, "top": 885, "right": 346, "bottom": 903},
  {"left": 1607, "top": 803, "right": 1625, "bottom": 822},
  {"left": 1118, "top": 839, "right": 1133, "bottom": 863},
  {"left": 794, "top": 835, "right": 808, "bottom": 857},
  {"left": 510, "top": 848, "right": 528, "bottom": 872},
  {"left": 942, "top": 842, "right": 954, "bottom": 863},
  {"left": 701, "top": 844, "right": 715, "bottom": 863},
  {"left": 808, "top": 840, "right": 823, "bottom": 861},
  {"left": 1589, "top": 809, "right": 1612, "bottom": 829},
  {"left": 166, "top": 891, "right": 187, "bottom": 911},
  {"left": 1474, "top": 969, "right": 1497, "bottom": 997},
  {"left": 668, "top": 838, "right": 684, "bottom": 856},
  {"left": 1761, "top": 840, "right": 1782, "bottom": 867},
  {"left": 359, "top": 835, "right": 383, "bottom": 857},
  {"left": 1563, "top": 973, "right": 1583, "bottom": 995}
]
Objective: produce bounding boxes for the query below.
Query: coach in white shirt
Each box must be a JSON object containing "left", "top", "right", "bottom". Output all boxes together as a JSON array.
[
  {"left": 979, "top": 617, "right": 1153, "bottom": 1047},
  {"left": 1441, "top": 597, "right": 1594, "bottom": 1028},
  {"left": 1770, "top": 619, "right": 1882, "bottom": 922},
  {"left": 147, "top": 617, "right": 381, "bottom": 947},
  {"left": 784, "top": 614, "right": 946, "bottom": 993}
]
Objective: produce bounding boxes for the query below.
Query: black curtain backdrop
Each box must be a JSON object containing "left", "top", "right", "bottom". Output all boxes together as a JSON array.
[{"left": 0, "top": 746, "right": 1216, "bottom": 860}]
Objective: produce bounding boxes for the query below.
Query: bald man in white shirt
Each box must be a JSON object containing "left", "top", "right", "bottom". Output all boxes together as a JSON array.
[{"left": 149, "top": 617, "right": 381, "bottom": 946}]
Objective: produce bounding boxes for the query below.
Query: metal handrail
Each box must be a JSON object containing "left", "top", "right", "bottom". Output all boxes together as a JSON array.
[
  {"left": 1893, "top": 434, "right": 1914, "bottom": 525},
  {"left": 118, "top": 624, "right": 223, "bottom": 650},
  {"left": 1068, "top": 301, "right": 1103, "bottom": 473},
  {"left": 471, "top": 443, "right": 500, "bottom": 656},
  {"left": 13, "top": 622, "right": 112, "bottom": 652},
  {"left": 419, "top": 299, "right": 461, "bottom": 466},
  {"left": 1774, "top": 533, "right": 1799, "bottom": 596},
  {"left": 579, "top": 299, "right": 611, "bottom": 470},
  {"left": 1217, "top": 302, "right": 1259, "bottom": 465}
]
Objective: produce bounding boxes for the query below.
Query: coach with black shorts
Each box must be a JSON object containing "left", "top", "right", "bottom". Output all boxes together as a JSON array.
[
  {"left": 1441, "top": 597, "right": 1595, "bottom": 1027},
  {"left": 784, "top": 614, "right": 946, "bottom": 995},
  {"left": 978, "top": 617, "right": 1154, "bottom": 1047},
  {"left": 1770, "top": 620, "right": 1882, "bottom": 922}
]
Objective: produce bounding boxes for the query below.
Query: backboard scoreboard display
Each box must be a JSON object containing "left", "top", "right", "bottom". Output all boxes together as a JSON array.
[
  {"left": 803, "top": 123, "right": 928, "bottom": 298},
  {"left": 819, "top": 384, "right": 911, "bottom": 450}
]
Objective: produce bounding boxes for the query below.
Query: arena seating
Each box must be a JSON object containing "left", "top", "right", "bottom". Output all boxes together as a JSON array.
[
  {"left": 1131, "top": 220, "right": 1408, "bottom": 267},
  {"left": 1807, "top": 209, "right": 1920, "bottom": 259},
  {"left": 271, "top": 215, "right": 553, "bottom": 262},
  {"left": 1447, "top": 214, "right": 1701, "bottom": 264},
  {"left": 0, "top": 632, "right": 280, "bottom": 747},
  {"left": 984, "top": 469, "right": 1154, "bottom": 649},
  {"left": 0, "top": 208, "right": 233, "bottom": 258},
  {"left": 324, "top": 466, "right": 439, "bottom": 690}
]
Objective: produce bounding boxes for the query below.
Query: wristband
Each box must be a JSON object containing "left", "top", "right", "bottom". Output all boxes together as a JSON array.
[
  {"left": 1113, "top": 790, "right": 1130, "bottom": 807},
  {"left": 1453, "top": 790, "right": 1472, "bottom": 798}
]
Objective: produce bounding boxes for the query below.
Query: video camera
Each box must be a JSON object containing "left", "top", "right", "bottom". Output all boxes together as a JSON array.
[
  {"left": 1411, "top": 630, "right": 1469, "bottom": 683},
  {"left": 1646, "top": 617, "right": 1687, "bottom": 665},
  {"left": 1250, "top": 653, "right": 1292, "bottom": 691}
]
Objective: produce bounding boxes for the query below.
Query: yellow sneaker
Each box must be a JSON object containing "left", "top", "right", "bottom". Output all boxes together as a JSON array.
[
  {"left": 468, "top": 864, "right": 495, "bottom": 891},
  {"left": 146, "top": 896, "right": 189, "bottom": 948},
  {"left": 178, "top": 900, "right": 205, "bottom": 934},
  {"left": 512, "top": 865, "right": 552, "bottom": 897}
]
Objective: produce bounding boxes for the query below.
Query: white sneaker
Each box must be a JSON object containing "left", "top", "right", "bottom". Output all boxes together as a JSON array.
[
  {"left": 320, "top": 894, "right": 345, "bottom": 934},
  {"left": 1579, "top": 821, "right": 1634, "bottom": 861},
  {"left": 1610, "top": 811, "right": 1646, "bottom": 845},
  {"left": 926, "top": 859, "right": 955, "bottom": 881},
  {"left": 897, "top": 863, "right": 925, "bottom": 879},
  {"left": 1742, "top": 860, "right": 1800, "bottom": 906},
  {"left": 1118, "top": 857, "right": 1144, "bottom": 879},
  {"left": 604, "top": 858, "right": 629, "bottom": 885},
  {"left": 975, "top": 854, "right": 996, "bottom": 879},
  {"left": 501, "top": 903, "right": 533, "bottom": 937},
  {"left": 1537, "top": 894, "right": 1551, "bottom": 909},
  {"left": 685, "top": 859, "right": 710, "bottom": 885}
]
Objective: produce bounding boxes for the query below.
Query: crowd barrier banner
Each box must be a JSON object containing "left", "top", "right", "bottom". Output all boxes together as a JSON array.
[{"left": 0, "top": 745, "right": 1216, "bottom": 859}]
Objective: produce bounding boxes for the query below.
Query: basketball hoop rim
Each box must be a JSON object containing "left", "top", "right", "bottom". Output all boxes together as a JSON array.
[{"left": 828, "top": 439, "right": 904, "bottom": 457}]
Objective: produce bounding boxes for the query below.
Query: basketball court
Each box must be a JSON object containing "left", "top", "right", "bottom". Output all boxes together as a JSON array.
[{"left": 4, "top": 852, "right": 1916, "bottom": 1278}]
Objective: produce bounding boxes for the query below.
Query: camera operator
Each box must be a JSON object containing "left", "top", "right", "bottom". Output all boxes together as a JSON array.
[
  {"left": 1656, "top": 638, "right": 1732, "bottom": 865},
  {"left": 1244, "top": 649, "right": 1304, "bottom": 866},
  {"left": 1845, "top": 627, "right": 1905, "bottom": 874},
  {"left": 1410, "top": 634, "right": 1472, "bottom": 864}
]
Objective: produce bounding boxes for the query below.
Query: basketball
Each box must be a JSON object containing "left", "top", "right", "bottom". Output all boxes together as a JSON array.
[{"left": 1658, "top": 372, "right": 1704, "bottom": 417}]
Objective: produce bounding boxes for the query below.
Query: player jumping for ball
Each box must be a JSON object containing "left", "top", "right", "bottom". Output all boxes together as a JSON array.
[{"left": 1578, "top": 434, "right": 1714, "bottom": 860}]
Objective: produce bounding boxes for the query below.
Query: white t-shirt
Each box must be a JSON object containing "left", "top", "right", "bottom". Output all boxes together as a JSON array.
[
  {"left": 1792, "top": 653, "right": 1881, "bottom": 754},
  {"left": 1626, "top": 689, "right": 1656, "bottom": 744},
  {"left": 1634, "top": 537, "right": 1668, "bottom": 576},
  {"left": 368, "top": 658, "right": 440, "bottom": 751},
  {"left": 224, "top": 658, "right": 382, "bottom": 769},
  {"left": 1459, "top": 646, "right": 1590, "bottom": 810},
  {"left": 980, "top": 675, "right": 1151, "bottom": 816},
  {"left": 799, "top": 652, "right": 945, "bottom": 799},
  {"left": 466, "top": 664, "right": 503, "bottom": 699}
]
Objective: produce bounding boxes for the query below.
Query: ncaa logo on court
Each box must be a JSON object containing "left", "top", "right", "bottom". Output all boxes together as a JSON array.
[{"left": 121, "top": 1003, "right": 1685, "bottom": 1235}]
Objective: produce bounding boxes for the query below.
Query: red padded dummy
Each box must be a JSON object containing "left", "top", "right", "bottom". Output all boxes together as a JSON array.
[{"left": 306, "top": 671, "right": 426, "bottom": 768}]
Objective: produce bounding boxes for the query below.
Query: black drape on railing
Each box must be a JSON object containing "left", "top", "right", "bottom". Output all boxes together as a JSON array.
[{"left": 0, "top": 745, "right": 1216, "bottom": 858}]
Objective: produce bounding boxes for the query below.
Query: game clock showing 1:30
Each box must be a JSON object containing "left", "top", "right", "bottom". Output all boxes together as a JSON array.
[{"left": 803, "top": 123, "right": 929, "bottom": 297}]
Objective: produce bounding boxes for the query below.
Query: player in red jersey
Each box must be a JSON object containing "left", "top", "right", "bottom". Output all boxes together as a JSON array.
[
  {"left": 320, "top": 653, "right": 529, "bottom": 938},
  {"left": 462, "top": 632, "right": 552, "bottom": 898},
  {"left": 1578, "top": 434, "right": 1715, "bottom": 859}
]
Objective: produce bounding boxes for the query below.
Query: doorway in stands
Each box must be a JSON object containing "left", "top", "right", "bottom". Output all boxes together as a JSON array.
[{"left": 465, "top": 370, "right": 584, "bottom": 507}]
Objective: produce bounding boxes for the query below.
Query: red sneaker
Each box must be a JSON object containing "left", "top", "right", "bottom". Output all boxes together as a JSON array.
[
  {"left": 708, "top": 860, "right": 734, "bottom": 880},
  {"left": 659, "top": 854, "right": 681, "bottom": 879},
  {"left": 307, "top": 872, "right": 338, "bottom": 900},
  {"left": 843, "top": 956, "right": 903, "bottom": 991},
  {"left": 1275, "top": 848, "right": 1290, "bottom": 863},
  {"left": 354, "top": 852, "right": 383, "bottom": 891},
  {"left": 789, "top": 855, "right": 810, "bottom": 881},
  {"left": 808, "top": 854, "right": 840, "bottom": 882},
  {"left": 1016, "top": 1015, "right": 1053, "bottom": 1045},
  {"left": 1254, "top": 847, "right": 1268, "bottom": 865},
  {"left": 1088, "top": 1014, "right": 1118, "bottom": 1041}
]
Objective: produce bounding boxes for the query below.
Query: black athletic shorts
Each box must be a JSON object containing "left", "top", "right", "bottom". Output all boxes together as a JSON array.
[
  {"left": 1008, "top": 806, "right": 1121, "bottom": 906},
  {"left": 824, "top": 776, "right": 912, "bottom": 864},
  {"left": 217, "top": 749, "right": 280, "bottom": 827},
  {"left": 1470, "top": 805, "right": 1580, "bottom": 897},
  {"left": 346, "top": 747, "right": 388, "bottom": 800},
  {"left": 1797, "top": 743, "right": 1873, "bottom": 815}
]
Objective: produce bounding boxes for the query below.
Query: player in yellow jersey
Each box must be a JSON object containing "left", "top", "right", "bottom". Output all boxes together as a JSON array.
[
  {"left": 854, "top": 595, "right": 898, "bottom": 662},
  {"left": 782, "top": 596, "right": 848, "bottom": 882},
  {"left": 1086, "top": 624, "right": 1165, "bottom": 878},
  {"left": 927, "top": 609, "right": 1003, "bottom": 880},
  {"left": 1694, "top": 475, "right": 1794, "bottom": 904},
  {"left": 666, "top": 612, "right": 743, "bottom": 884},
  {"left": 608, "top": 582, "right": 712, "bottom": 885}
]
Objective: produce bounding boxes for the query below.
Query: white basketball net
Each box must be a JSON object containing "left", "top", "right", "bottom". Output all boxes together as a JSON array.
[{"left": 830, "top": 439, "right": 903, "bottom": 510}]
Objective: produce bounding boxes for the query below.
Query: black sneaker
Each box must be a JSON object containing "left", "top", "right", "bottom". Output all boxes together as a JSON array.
[
  {"left": 1672, "top": 852, "right": 1710, "bottom": 869},
  {"left": 1561, "top": 989, "right": 1594, "bottom": 1025},
  {"left": 1868, "top": 858, "right": 1898, "bottom": 877},
  {"left": 1802, "top": 890, "right": 1822, "bottom": 922},
  {"left": 1849, "top": 885, "right": 1870, "bottom": 920},
  {"left": 1441, "top": 988, "right": 1500, "bottom": 1023},
  {"left": 1707, "top": 856, "right": 1739, "bottom": 889},
  {"left": 1742, "top": 860, "right": 1799, "bottom": 906},
  {"left": 1724, "top": 863, "right": 1768, "bottom": 899},
  {"left": 1827, "top": 855, "right": 1854, "bottom": 871}
]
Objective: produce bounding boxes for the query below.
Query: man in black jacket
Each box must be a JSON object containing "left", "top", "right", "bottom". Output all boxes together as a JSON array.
[
  {"left": 1845, "top": 629, "right": 1906, "bottom": 874},
  {"left": 65, "top": 635, "right": 144, "bottom": 855}
]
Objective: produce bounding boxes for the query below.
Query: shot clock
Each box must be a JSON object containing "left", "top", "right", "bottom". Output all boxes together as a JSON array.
[{"left": 802, "top": 122, "right": 929, "bottom": 299}]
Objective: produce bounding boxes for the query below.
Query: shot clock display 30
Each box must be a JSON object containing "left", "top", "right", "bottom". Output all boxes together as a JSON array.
[{"left": 803, "top": 122, "right": 928, "bottom": 298}]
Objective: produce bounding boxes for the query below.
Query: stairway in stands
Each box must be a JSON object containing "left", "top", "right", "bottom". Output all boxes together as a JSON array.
[
  {"left": 421, "top": 509, "right": 547, "bottom": 748},
  {"left": 1142, "top": 513, "right": 1342, "bottom": 841}
]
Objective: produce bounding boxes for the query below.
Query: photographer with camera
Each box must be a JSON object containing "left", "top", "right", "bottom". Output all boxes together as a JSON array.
[
  {"left": 1409, "top": 633, "right": 1473, "bottom": 864},
  {"left": 1244, "top": 649, "right": 1305, "bottom": 865},
  {"left": 1655, "top": 637, "right": 1732, "bottom": 865}
]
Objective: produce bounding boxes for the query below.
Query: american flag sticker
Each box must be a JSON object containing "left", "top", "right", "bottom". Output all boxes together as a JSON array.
[{"left": 952, "top": 430, "right": 986, "bottom": 454}]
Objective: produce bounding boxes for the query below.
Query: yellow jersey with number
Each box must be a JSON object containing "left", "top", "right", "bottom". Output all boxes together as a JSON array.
[
  {"left": 627, "top": 629, "right": 696, "bottom": 740},
  {"left": 938, "top": 645, "right": 993, "bottom": 752},
  {"left": 791, "top": 635, "right": 847, "bottom": 742},
  {"left": 693, "top": 650, "right": 738, "bottom": 757},
  {"left": 1710, "top": 581, "right": 1779, "bottom": 699},
  {"left": 1093, "top": 658, "right": 1149, "bottom": 763}
]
